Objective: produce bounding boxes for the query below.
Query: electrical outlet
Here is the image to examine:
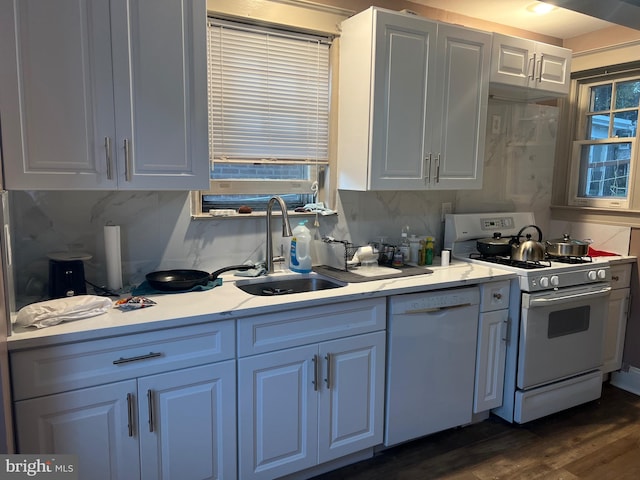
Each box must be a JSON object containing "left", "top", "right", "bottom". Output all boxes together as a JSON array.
[
  {"left": 491, "top": 114, "right": 501, "bottom": 134},
  {"left": 441, "top": 202, "right": 452, "bottom": 221}
]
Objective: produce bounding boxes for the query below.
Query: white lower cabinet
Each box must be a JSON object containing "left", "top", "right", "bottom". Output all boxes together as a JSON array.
[
  {"left": 474, "top": 281, "right": 510, "bottom": 413},
  {"left": 603, "top": 263, "right": 632, "bottom": 373},
  {"left": 12, "top": 322, "right": 236, "bottom": 480},
  {"left": 15, "top": 362, "right": 235, "bottom": 480},
  {"left": 237, "top": 298, "right": 386, "bottom": 480}
]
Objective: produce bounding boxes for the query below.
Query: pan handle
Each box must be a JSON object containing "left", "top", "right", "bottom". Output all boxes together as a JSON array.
[{"left": 210, "top": 264, "right": 254, "bottom": 281}]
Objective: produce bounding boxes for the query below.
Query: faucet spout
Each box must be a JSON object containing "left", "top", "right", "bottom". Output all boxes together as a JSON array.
[{"left": 266, "top": 196, "right": 293, "bottom": 274}]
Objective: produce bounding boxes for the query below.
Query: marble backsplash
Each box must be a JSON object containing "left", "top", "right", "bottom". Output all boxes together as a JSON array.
[{"left": 9, "top": 101, "right": 560, "bottom": 308}]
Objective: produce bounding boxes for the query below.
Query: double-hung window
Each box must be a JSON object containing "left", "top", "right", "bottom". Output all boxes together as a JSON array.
[
  {"left": 200, "top": 18, "right": 331, "bottom": 214},
  {"left": 568, "top": 72, "right": 640, "bottom": 209}
]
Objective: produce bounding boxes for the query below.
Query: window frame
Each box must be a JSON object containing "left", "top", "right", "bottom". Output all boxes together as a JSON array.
[
  {"left": 567, "top": 72, "right": 640, "bottom": 210},
  {"left": 193, "top": 17, "right": 332, "bottom": 216}
]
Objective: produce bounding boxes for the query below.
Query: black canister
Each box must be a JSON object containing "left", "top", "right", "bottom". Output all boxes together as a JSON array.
[{"left": 48, "top": 258, "right": 87, "bottom": 298}]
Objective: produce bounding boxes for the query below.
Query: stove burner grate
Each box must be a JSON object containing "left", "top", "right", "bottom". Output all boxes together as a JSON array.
[
  {"left": 547, "top": 255, "right": 593, "bottom": 264},
  {"left": 469, "top": 253, "right": 551, "bottom": 269}
]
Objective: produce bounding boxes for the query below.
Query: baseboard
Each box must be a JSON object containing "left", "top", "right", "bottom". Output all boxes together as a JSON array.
[{"left": 611, "top": 366, "right": 640, "bottom": 396}]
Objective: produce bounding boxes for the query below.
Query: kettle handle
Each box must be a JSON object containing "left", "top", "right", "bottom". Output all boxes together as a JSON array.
[{"left": 516, "top": 224, "right": 543, "bottom": 243}]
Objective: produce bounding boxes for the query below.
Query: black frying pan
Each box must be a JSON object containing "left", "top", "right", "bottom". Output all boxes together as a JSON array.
[{"left": 145, "top": 264, "right": 253, "bottom": 291}]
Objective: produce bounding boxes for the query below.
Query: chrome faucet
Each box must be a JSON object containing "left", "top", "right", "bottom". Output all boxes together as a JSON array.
[{"left": 266, "top": 196, "right": 293, "bottom": 273}]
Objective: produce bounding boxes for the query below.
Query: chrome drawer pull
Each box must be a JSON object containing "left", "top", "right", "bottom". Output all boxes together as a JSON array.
[{"left": 113, "top": 351, "right": 162, "bottom": 365}]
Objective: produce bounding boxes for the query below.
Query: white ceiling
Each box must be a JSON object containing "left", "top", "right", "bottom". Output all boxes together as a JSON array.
[{"left": 407, "top": 0, "right": 615, "bottom": 39}]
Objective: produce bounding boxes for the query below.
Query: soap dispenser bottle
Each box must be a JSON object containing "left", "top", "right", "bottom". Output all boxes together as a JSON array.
[{"left": 290, "top": 220, "right": 312, "bottom": 273}]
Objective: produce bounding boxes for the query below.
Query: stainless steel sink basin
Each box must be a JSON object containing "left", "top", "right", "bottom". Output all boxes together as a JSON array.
[{"left": 235, "top": 274, "right": 346, "bottom": 296}]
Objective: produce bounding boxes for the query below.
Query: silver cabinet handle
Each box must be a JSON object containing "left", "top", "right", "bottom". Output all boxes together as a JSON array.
[
  {"left": 536, "top": 54, "right": 544, "bottom": 82},
  {"left": 502, "top": 316, "right": 510, "bottom": 342},
  {"left": 113, "top": 351, "right": 162, "bottom": 365},
  {"left": 126, "top": 393, "right": 134, "bottom": 437},
  {"left": 147, "top": 389, "right": 155, "bottom": 433},
  {"left": 324, "top": 353, "right": 333, "bottom": 390},
  {"left": 528, "top": 53, "right": 536, "bottom": 80},
  {"left": 313, "top": 355, "right": 321, "bottom": 391},
  {"left": 105, "top": 137, "right": 113, "bottom": 180},
  {"left": 124, "top": 138, "right": 132, "bottom": 182},
  {"left": 435, "top": 154, "right": 441, "bottom": 183},
  {"left": 425, "top": 154, "right": 432, "bottom": 184}
]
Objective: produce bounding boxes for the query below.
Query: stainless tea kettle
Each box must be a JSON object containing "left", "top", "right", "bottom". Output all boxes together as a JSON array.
[{"left": 511, "top": 225, "right": 545, "bottom": 262}]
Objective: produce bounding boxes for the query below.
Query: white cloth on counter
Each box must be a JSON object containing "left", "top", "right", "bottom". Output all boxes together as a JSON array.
[{"left": 15, "top": 295, "right": 113, "bottom": 328}]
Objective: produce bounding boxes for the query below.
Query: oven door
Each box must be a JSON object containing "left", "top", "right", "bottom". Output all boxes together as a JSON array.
[{"left": 517, "top": 283, "right": 611, "bottom": 390}]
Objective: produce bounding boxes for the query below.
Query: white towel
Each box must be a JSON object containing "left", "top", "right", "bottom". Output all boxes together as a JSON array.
[{"left": 15, "top": 295, "right": 113, "bottom": 328}]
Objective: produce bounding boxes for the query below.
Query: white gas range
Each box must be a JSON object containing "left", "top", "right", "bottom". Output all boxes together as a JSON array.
[{"left": 445, "top": 212, "right": 612, "bottom": 424}]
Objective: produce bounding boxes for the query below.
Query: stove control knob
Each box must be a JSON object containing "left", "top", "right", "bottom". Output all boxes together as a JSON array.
[
  {"left": 550, "top": 275, "right": 560, "bottom": 287},
  {"left": 588, "top": 270, "right": 597, "bottom": 281},
  {"left": 540, "top": 277, "right": 549, "bottom": 288},
  {"left": 598, "top": 269, "right": 607, "bottom": 280}
]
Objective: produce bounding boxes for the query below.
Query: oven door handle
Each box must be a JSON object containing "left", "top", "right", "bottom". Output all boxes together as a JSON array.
[{"left": 527, "top": 286, "right": 611, "bottom": 307}]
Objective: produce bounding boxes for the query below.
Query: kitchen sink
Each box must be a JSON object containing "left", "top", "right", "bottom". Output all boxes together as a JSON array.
[{"left": 235, "top": 274, "right": 346, "bottom": 296}]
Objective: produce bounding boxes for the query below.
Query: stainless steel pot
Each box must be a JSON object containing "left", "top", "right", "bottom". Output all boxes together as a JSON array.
[
  {"left": 546, "top": 234, "right": 591, "bottom": 257},
  {"left": 511, "top": 225, "right": 545, "bottom": 262},
  {"left": 476, "top": 232, "right": 513, "bottom": 256}
]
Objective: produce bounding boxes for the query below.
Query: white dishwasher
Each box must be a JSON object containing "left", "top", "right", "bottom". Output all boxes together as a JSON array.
[{"left": 384, "top": 286, "right": 480, "bottom": 446}]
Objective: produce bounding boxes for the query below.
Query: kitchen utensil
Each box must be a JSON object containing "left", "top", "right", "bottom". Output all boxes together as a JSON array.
[
  {"left": 145, "top": 264, "right": 253, "bottom": 291},
  {"left": 546, "top": 234, "right": 591, "bottom": 257},
  {"left": 510, "top": 225, "right": 545, "bottom": 262},
  {"left": 476, "top": 233, "right": 513, "bottom": 256}
]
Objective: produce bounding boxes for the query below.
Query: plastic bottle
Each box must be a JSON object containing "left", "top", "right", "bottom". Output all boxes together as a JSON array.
[
  {"left": 409, "top": 234, "right": 420, "bottom": 265},
  {"left": 290, "top": 220, "right": 312, "bottom": 273},
  {"left": 425, "top": 236, "right": 434, "bottom": 265},
  {"left": 399, "top": 226, "right": 411, "bottom": 262}
]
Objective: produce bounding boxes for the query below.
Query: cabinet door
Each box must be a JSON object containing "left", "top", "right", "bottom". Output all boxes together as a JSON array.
[
  {"left": 490, "top": 34, "right": 535, "bottom": 88},
  {"left": 110, "top": 0, "right": 209, "bottom": 190},
  {"left": 534, "top": 42, "right": 571, "bottom": 95},
  {"left": 0, "top": 0, "right": 117, "bottom": 189},
  {"left": 432, "top": 24, "right": 490, "bottom": 190},
  {"left": 368, "top": 10, "right": 437, "bottom": 190},
  {"left": 238, "top": 345, "right": 318, "bottom": 480},
  {"left": 318, "top": 331, "right": 385, "bottom": 463},
  {"left": 474, "top": 310, "right": 508, "bottom": 413},
  {"left": 138, "top": 361, "right": 236, "bottom": 480},
  {"left": 14, "top": 380, "right": 140, "bottom": 480},
  {"left": 603, "top": 287, "right": 630, "bottom": 373}
]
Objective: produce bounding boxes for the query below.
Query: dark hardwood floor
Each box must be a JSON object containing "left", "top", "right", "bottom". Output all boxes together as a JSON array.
[{"left": 312, "top": 383, "right": 640, "bottom": 480}]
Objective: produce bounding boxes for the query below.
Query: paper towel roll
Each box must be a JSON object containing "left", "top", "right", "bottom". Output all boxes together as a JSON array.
[{"left": 104, "top": 225, "right": 123, "bottom": 290}]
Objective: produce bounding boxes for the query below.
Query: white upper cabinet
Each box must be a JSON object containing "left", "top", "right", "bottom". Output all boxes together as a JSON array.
[
  {"left": 490, "top": 33, "right": 571, "bottom": 100},
  {"left": 0, "top": 0, "right": 209, "bottom": 190},
  {"left": 337, "top": 7, "right": 490, "bottom": 191}
]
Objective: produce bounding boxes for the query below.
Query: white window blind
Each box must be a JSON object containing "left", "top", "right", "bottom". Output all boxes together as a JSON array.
[{"left": 207, "top": 19, "right": 330, "bottom": 164}]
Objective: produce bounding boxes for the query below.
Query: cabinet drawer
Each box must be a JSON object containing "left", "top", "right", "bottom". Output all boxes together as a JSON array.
[
  {"left": 610, "top": 263, "right": 632, "bottom": 289},
  {"left": 237, "top": 298, "right": 386, "bottom": 357},
  {"left": 480, "top": 281, "right": 511, "bottom": 312},
  {"left": 11, "top": 321, "right": 235, "bottom": 400}
]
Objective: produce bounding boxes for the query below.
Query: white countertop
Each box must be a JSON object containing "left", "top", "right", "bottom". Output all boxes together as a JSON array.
[{"left": 7, "top": 260, "right": 518, "bottom": 350}]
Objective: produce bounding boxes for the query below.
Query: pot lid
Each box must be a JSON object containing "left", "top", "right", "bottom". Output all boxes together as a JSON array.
[
  {"left": 478, "top": 232, "right": 512, "bottom": 245},
  {"left": 546, "top": 234, "right": 591, "bottom": 246}
]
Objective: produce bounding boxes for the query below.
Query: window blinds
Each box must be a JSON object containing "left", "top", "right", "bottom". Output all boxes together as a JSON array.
[{"left": 207, "top": 19, "right": 330, "bottom": 163}]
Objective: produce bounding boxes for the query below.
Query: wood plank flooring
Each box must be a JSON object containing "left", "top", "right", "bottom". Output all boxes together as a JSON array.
[{"left": 312, "top": 383, "right": 640, "bottom": 480}]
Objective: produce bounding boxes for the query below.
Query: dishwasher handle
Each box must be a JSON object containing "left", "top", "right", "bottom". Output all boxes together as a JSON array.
[{"left": 402, "top": 303, "right": 473, "bottom": 315}]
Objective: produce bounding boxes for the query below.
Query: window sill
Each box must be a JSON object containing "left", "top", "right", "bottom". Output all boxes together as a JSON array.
[
  {"left": 550, "top": 204, "right": 640, "bottom": 228},
  {"left": 191, "top": 210, "right": 337, "bottom": 220}
]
